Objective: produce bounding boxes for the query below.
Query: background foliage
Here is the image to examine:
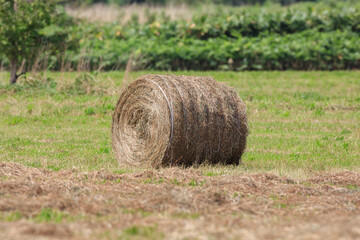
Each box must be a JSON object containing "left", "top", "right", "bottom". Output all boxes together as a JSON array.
[
  {"left": 0, "top": 0, "right": 73, "bottom": 78},
  {"left": 0, "top": 1, "right": 359, "bottom": 71},
  {"left": 69, "top": 0, "right": 331, "bottom": 6}
]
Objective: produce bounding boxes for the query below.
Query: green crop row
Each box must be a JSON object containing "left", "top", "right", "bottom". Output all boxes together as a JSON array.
[
  {"left": 0, "top": 3, "right": 359, "bottom": 71},
  {"left": 119, "top": 7, "right": 360, "bottom": 39},
  {"left": 63, "top": 30, "right": 359, "bottom": 71},
  {"left": 67, "top": 6, "right": 360, "bottom": 42}
]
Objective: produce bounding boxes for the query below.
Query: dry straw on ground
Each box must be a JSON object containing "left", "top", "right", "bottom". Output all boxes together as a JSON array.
[{"left": 112, "top": 74, "right": 248, "bottom": 168}]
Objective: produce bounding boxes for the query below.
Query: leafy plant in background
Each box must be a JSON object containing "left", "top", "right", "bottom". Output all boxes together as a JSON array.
[
  {"left": 0, "top": 1, "right": 359, "bottom": 74},
  {"left": 0, "top": 0, "right": 68, "bottom": 84},
  {"left": 67, "top": 0, "right": 319, "bottom": 6},
  {"left": 64, "top": 4, "right": 359, "bottom": 71}
]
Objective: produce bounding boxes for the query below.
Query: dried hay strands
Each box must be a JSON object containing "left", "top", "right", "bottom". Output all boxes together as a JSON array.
[{"left": 112, "top": 74, "right": 248, "bottom": 168}]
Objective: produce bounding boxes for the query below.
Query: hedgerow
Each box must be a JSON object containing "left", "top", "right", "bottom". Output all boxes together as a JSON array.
[{"left": 0, "top": 3, "right": 359, "bottom": 71}]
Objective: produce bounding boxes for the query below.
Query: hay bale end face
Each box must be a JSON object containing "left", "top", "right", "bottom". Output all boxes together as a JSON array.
[{"left": 111, "top": 74, "right": 248, "bottom": 168}]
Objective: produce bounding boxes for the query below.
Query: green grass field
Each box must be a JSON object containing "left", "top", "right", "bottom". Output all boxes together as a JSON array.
[
  {"left": 1, "top": 71, "right": 360, "bottom": 239},
  {"left": 1, "top": 71, "right": 359, "bottom": 176}
]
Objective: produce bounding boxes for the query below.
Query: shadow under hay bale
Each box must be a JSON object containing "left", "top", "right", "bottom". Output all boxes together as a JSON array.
[{"left": 112, "top": 74, "right": 248, "bottom": 168}]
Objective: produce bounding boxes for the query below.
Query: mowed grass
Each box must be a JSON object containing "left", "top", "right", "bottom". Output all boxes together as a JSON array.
[{"left": 0, "top": 71, "right": 359, "bottom": 176}]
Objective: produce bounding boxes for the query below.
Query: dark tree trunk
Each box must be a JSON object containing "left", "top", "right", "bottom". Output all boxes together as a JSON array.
[
  {"left": 10, "top": 1, "right": 18, "bottom": 84},
  {"left": 10, "top": 59, "right": 18, "bottom": 84}
]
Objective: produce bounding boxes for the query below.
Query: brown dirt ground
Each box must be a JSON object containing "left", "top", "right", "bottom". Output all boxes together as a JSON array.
[{"left": 0, "top": 162, "right": 359, "bottom": 240}]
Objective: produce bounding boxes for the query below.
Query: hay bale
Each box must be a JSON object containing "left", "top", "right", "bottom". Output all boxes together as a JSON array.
[{"left": 111, "top": 74, "right": 248, "bottom": 167}]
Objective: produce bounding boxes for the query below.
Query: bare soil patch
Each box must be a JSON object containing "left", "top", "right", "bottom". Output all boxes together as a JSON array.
[{"left": 0, "top": 162, "right": 359, "bottom": 239}]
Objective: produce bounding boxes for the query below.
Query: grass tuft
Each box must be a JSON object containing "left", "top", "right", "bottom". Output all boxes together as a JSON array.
[
  {"left": 121, "top": 225, "right": 163, "bottom": 240},
  {"left": 34, "top": 208, "right": 68, "bottom": 223}
]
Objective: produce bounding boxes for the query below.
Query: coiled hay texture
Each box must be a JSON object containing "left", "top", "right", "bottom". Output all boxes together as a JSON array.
[{"left": 112, "top": 74, "right": 248, "bottom": 168}]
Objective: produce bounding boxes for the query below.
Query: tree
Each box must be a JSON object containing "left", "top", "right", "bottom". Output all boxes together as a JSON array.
[{"left": 0, "top": 0, "right": 59, "bottom": 84}]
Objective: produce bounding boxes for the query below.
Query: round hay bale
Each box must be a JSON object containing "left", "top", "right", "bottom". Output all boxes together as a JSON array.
[{"left": 111, "top": 74, "right": 248, "bottom": 168}]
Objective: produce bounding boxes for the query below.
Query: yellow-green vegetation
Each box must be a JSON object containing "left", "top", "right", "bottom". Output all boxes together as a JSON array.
[
  {"left": 120, "top": 225, "right": 164, "bottom": 240},
  {"left": 0, "top": 71, "right": 359, "bottom": 175},
  {"left": 2, "top": 1, "right": 360, "bottom": 72},
  {"left": 0, "top": 211, "right": 23, "bottom": 222}
]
